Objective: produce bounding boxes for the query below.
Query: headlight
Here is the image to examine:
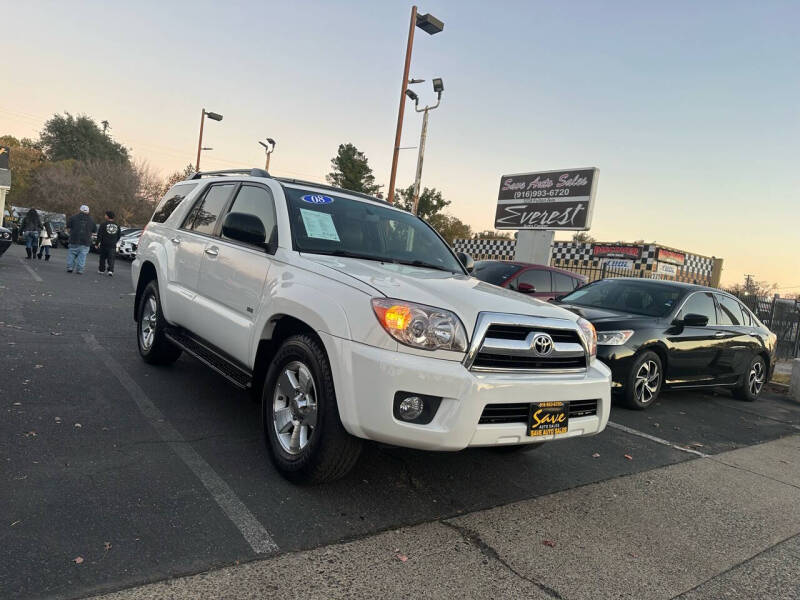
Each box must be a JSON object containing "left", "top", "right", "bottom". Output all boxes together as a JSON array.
[
  {"left": 597, "top": 330, "right": 634, "bottom": 346},
  {"left": 372, "top": 298, "right": 468, "bottom": 352},
  {"left": 577, "top": 317, "right": 597, "bottom": 358}
]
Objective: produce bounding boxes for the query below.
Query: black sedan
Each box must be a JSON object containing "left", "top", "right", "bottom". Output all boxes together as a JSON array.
[{"left": 556, "top": 278, "right": 777, "bottom": 409}]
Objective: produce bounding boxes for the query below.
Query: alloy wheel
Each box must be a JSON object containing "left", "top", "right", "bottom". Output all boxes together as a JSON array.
[
  {"left": 748, "top": 360, "right": 765, "bottom": 396},
  {"left": 273, "top": 361, "right": 318, "bottom": 455},
  {"left": 139, "top": 296, "right": 158, "bottom": 351},
  {"left": 634, "top": 359, "right": 660, "bottom": 405}
]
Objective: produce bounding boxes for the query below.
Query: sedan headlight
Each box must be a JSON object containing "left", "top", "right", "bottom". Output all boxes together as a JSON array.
[
  {"left": 596, "top": 330, "right": 634, "bottom": 346},
  {"left": 577, "top": 317, "right": 597, "bottom": 358},
  {"left": 372, "top": 298, "right": 468, "bottom": 352}
]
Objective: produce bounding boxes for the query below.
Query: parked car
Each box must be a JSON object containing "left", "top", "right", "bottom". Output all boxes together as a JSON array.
[
  {"left": 472, "top": 260, "right": 588, "bottom": 301},
  {"left": 132, "top": 169, "right": 611, "bottom": 483},
  {"left": 117, "top": 230, "right": 141, "bottom": 260},
  {"left": 0, "top": 226, "right": 12, "bottom": 257},
  {"left": 555, "top": 278, "right": 777, "bottom": 410}
]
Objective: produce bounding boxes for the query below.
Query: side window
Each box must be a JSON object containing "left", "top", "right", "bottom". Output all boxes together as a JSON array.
[
  {"left": 716, "top": 294, "right": 744, "bottom": 326},
  {"left": 515, "top": 269, "right": 552, "bottom": 292},
  {"left": 553, "top": 271, "right": 576, "bottom": 293},
  {"left": 679, "top": 292, "right": 717, "bottom": 325},
  {"left": 225, "top": 185, "right": 277, "bottom": 244},
  {"left": 182, "top": 184, "right": 235, "bottom": 235},
  {"left": 737, "top": 302, "right": 753, "bottom": 326},
  {"left": 152, "top": 183, "right": 198, "bottom": 223}
]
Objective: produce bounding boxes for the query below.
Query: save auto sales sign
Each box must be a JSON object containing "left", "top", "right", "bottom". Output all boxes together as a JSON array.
[{"left": 494, "top": 167, "right": 598, "bottom": 231}]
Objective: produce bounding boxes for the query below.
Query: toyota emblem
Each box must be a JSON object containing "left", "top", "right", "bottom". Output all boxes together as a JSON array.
[{"left": 531, "top": 333, "right": 554, "bottom": 356}]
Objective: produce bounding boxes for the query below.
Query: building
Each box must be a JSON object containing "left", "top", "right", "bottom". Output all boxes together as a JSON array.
[{"left": 453, "top": 238, "right": 724, "bottom": 287}]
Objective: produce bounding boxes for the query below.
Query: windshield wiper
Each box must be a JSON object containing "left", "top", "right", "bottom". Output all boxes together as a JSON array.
[
  {"left": 303, "top": 249, "right": 390, "bottom": 264},
  {"left": 394, "top": 259, "right": 458, "bottom": 273}
]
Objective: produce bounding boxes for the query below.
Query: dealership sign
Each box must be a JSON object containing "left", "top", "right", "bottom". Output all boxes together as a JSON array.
[
  {"left": 657, "top": 248, "right": 686, "bottom": 266},
  {"left": 494, "top": 167, "right": 598, "bottom": 230},
  {"left": 657, "top": 262, "right": 678, "bottom": 276},
  {"left": 592, "top": 244, "right": 641, "bottom": 259}
]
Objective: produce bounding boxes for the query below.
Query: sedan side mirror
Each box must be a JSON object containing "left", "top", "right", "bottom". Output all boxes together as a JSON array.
[
  {"left": 681, "top": 313, "right": 709, "bottom": 327},
  {"left": 222, "top": 212, "right": 267, "bottom": 247},
  {"left": 517, "top": 282, "right": 536, "bottom": 294},
  {"left": 456, "top": 251, "right": 474, "bottom": 273}
]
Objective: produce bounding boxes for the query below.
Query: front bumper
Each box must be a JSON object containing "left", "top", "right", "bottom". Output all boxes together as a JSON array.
[{"left": 322, "top": 333, "right": 612, "bottom": 451}]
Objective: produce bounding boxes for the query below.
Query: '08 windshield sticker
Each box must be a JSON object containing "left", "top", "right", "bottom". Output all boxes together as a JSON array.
[
  {"left": 300, "top": 208, "right": 340, "bottom": 242},
  {"left": 301, "top": 194, "right": 334, "bottom": 205}
]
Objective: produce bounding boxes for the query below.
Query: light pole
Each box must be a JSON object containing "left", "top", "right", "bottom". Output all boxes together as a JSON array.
[
  {"left": 195, "top": 108, "right": 223, "bottom": 171},
  {"left": 259, "top": 138, "right": 276, "bottom": 171},
  {"left": 408, "top": 78, "right": 443, "bottom": 215},
  {"left": 387, "top": 7, "right": 444, "bottom": 204}
]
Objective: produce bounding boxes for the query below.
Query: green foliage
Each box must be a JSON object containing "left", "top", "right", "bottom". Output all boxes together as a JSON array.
[
  {"left": 163, "top": 164, "right": 196, "bottom": 191},
  {"left": 427, "top": 213, "right": 472, "bottom": 245},
  {"left": 39, "top": 113, "right": 129, "bottom": 163},
  {"left": 326, "top": 143, "right": 381, "bottom": 195},
  {"left": 473, "top": 230, "right": 512, "bottom": 240},
  {"left": 395, "top": 185, "right": 450, "bottom": 221},
  {"left": 572, "top": 231, "right": 595, "bottom": 243},
  {"left": 0, "top": 135, "right": 46, "bottom": 207}
]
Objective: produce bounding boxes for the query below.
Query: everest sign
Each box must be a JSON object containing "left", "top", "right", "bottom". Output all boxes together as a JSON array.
[{"left": 495, "top": 168, "right": 598, "bottom": 230}]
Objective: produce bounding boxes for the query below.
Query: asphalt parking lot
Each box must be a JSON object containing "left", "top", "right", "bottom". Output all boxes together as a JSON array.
[{"left": 2, "top": 242, "right": 799, "bottom": 600}]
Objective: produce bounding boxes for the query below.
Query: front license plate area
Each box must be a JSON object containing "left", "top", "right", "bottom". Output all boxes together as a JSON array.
[{"left": 527, "top": 401, "right": 569, "bottom": 437}]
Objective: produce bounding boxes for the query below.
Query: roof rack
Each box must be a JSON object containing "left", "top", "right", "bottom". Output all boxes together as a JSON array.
[
  {"left": 274, "top": 177, "right": 391, "bottom": 205},
  {"left": 189, "top": 168, "right": 270, "bottom": 180}
]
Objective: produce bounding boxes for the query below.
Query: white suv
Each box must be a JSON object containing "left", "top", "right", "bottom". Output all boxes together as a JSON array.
[{"left": 132, "top": 169, "right": 611, "bottom": 483}]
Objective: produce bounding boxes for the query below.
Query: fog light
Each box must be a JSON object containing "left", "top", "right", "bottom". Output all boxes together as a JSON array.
[{"left": 398, "top": 396, "right": 424, "bottom": 421}]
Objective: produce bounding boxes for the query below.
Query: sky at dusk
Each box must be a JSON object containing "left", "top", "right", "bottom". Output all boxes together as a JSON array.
[{"left": 2, "top": 0, "right": 798, "bottom": 288}]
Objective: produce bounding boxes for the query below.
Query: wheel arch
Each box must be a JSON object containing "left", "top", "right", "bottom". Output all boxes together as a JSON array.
[{"left": 134, "top": 261, "right": 158, "bottom": 321}]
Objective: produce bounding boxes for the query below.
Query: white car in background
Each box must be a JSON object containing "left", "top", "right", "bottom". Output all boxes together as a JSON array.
[{"left": 117, "top": 230, "right": 142, "bottom": 260}]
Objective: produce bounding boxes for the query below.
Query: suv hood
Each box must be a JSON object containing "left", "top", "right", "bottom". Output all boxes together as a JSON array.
[{"left": 304, "top": 255, "right": 580, "bottom": 334}]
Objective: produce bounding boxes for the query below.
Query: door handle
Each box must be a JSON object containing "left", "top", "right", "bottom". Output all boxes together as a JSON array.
[
  {"left": 170, "top": 237, "right": 181, "bottom": 244},
  {"left": 205, "top": 247, "right": 219, "bottom": 257},
  {"left": 714, "top": 331, "right": 726, "bottom": 338}
]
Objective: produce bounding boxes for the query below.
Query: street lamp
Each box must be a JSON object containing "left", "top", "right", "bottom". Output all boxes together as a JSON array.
[
  {"left": 387, "top": 6, "right": 444, "bottom": 204},
  {"left": 195, "top": 108, "right": 223, "bottom": 171},
  {"left": 259, "top": 138, "right": 276, "bottom": 171},
  {"left": 408, "top": 78, "right": 443, "bottom": 215}
]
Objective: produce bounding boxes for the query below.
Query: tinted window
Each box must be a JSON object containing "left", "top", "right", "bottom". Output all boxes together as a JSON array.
[
  {"left": 679, "top": 292, "right": 717, "bottom": 325},
  {"left": 562, "top": 279, "right": 684, "bottom": 317},
  {"left": 716, "top": 294, "right": 744, "bottom": 326},
  {"left": 553, "top": 271, "right": 577, "bottom": 293},
  {"left": 152, "top": 183, "right": 197, "bottom": 223},
  {"left": 226, "top": 185, "right": 277, "bottom": 243},
  {"left": 184, "top": 184, "right": 235, "bottom": 235},
  {"left": 472, "top": 261, "right": 523, "bottom": 285},
  {"left": 738, "top": 302, "right": 753, "bottom": 326},
  {"left": 515, "top": 269, "right": 551, "bottom": 293}
]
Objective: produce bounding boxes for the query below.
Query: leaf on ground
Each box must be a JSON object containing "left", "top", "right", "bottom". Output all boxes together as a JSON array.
[
  {"left": 10, "top": 521, "right": 21, "bottom": 527},
  {"left": 395, "top": 553, "right": 409, "bottom": 562},
  {"left": 51, "top": 332, "right": 62, "bottom": 336},
  {"left": 34, "top": 364, "right": 43, "bottom": 369},
  {"left": 542, "top": 540, "right": 556, "bottom": 547},
  {"left": 591, "top": 453, "right": 600, "bottom": 458},
  {"left": 24, "top": 431, "right": 37, "bottom": 438},
  {"left": 624, "top": 454, "right": 633, "bottom": 460},
  {"left": 689, "top": 442, "right": 704, "bottom": 447},
  {"left": 74, "top": 423, "right": 82, "bottom": 428},
  {"left": 13, "top": 402, "right": 21, "bottom": 406},
  {"left": 73, "top": 556, "right": 84, "bottom": 564},
  {"left": 104, "top": 541, "right": 112, "bottom": 551}
]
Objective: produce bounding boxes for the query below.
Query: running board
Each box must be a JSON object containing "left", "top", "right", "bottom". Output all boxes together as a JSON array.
[{"left": 165, "top": 328, "right": 252, "bottom": 389}]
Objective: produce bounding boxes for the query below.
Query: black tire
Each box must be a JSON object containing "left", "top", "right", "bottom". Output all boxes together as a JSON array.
[
  {"left": 488, "top": 443, "right": 544, "bottom": 454},
  {"left": 262, "top": 334, "right": 362, "bottom": 484},
  {"left": 136, "top": 280, "right": 182, "bottom": 365},
  {"left": 622, "top": 350, "right": 663, "bottom": 410},
  {"left": 733, "top": 355, "right": 766, "bottom": 402}
]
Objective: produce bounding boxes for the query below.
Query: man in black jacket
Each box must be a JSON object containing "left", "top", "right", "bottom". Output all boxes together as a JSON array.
[
  {"left": 66, "top": 205, "right": 96, "bottom": 274},
  {"left": 96, "top": 210, "right": 121, "bottom": 276}
]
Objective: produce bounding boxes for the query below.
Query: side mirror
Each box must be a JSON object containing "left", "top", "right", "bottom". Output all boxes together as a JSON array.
[
  {"left": 456, "top": 251, "right": 474, "bottom": 273},
  {"left": 222, "top": 212, "right": 267, "bottom": 247},
  {"left": 681, "top": 313, "right": 709, "bottom": 327},
  {"left": 517, "top": 283, "right": 536, "bottom": 294}
]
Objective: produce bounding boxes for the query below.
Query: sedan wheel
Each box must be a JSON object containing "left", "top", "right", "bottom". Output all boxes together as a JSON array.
[
  {"left": 735, "top": 356, "right": 766, "bottom": 402},
  {"left": 623, "top": 350, "right": 663, "bottom": 410}
]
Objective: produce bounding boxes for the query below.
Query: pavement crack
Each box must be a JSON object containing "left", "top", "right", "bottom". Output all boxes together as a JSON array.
[
  {"left": 441, "top": 520, "right": 564, "bottom": 599},
  {"left": 708, "top": 454, "right": 800, "bottom": 492}
]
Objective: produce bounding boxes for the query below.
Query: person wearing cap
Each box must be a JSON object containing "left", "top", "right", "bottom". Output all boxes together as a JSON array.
[
  {"left": 65, "top": 204, "right": 96, "bottom": 274},
  {"left": 96, "top": 210, "right": 121, "bottom": 276}
]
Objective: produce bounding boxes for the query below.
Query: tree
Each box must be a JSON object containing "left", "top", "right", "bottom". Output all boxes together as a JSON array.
[
  {"left": 0, "top": 136, "right": 46, "bottom": 207},
  {"left": 572, "top": 232, "right": 595, "bottom": 243},
  {"left": 39, "top": 113, "right": 129, "bottom": 163},
  {"left": 473, "top": 230, "right": 512, "bottom": 240},
  {"left": 428, "top": 213, "right": 472, "bottom": 245},
  {"left": 326, "top": 143, "right": 381, "bottom": 194},
  {"left": 395, "top": 185, "right": 450, "bottom": 221},
  {"left": 163, "top": 163, "right": 196, "bottom": 192}
]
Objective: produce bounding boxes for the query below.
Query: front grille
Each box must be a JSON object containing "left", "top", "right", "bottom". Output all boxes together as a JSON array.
[
  {"left": 478, "top": 399, "right": 598, "bottom": 424},
  {"left": 484, "top": 324, "right": 580, "bottom": 344},
  {"left": 472, "top": 354, "right": 586, "bottom": 370}
]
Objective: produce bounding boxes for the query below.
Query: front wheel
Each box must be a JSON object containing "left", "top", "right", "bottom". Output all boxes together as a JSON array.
[
  {"left": 263, "top": 334, "right": 362, "bottom": 484},
  {"left": 622, "top": 351, "right": 663, "bottom": 410},
  {"left": 734, "top": 355, "right": 766, "bottom": 402},
  {"left": 136, "top": 280, "right": 182, "bottom": 365}
]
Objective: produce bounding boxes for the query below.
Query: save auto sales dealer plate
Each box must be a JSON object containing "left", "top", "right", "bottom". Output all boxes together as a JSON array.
[{"left": 527, "top": 401, "right": 569, "bottom": 437}]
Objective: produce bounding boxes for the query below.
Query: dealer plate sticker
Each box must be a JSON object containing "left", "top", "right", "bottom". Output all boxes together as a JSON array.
[{"left": 527, "top": 401, "right": 569, "bottom": 437}]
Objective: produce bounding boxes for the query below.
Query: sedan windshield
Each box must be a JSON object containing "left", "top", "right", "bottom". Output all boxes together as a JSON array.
[
  {"left": 472, "top": 261, "right": 523, "bottom": 285},
  {"left": 284, "top": 187, "right": 464, "bottom": 274},
  {"left": 560, "top": 279, "right": 685, "bottom": 317}
]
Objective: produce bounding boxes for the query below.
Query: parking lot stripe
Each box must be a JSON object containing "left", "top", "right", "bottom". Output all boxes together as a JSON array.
[
  {"left": 607, "top": 421, "right": 709, "bottom": 457},
  {"left": 83, "top": 333, "right": 279, "bottom": 555},
  {"left": 18, "top": 258, "right": 44, "bottom": 282}
]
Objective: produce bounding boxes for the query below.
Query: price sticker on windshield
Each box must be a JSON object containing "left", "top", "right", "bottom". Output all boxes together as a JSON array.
[{"left": 301, "top": 194, "right": 334, "bottom": 204}]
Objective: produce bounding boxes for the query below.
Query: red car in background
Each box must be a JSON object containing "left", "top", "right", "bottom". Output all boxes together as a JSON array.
[{"left": 472, "top": 260, "right": 588, "bottom": 301}]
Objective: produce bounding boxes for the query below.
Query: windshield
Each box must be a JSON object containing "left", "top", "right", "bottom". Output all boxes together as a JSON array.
[
  {"left": 560, "top": 279, "right": 685, "bottom": 317},
  {"left": 284, "top": 187, "right": 464, "bottom": 273},
  {"left": 472, "top": 261, "right": 523, "bottom": 285}
]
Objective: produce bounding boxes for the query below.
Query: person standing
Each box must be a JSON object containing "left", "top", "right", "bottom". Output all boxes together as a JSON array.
[
  {"left": 21, "top": 208, "right": 42, "bottom": 259},
  {"left": 96, "top": 210, "right": 121, "bottom": 276},
  {"left": 37, "top": 221, "right": 54, "bottom": 260},
  {"left": 66, "top": 205, "right": 95, "bottom": 274}
]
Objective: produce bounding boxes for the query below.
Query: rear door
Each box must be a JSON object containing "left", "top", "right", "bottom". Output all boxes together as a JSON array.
[
  {"left": 194, "top": 183, "right": 278, "bottom": 365},
  {"left": 666, "top": 291, "right": 727, "bottom": 384},
  {"left": 713, "top": 293, "right": 760, "bottom": 384}
]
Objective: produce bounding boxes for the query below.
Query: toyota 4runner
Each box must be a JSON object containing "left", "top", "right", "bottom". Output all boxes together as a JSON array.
[{"left": 132, "top": 169, "right": 611, "bottom": 483}]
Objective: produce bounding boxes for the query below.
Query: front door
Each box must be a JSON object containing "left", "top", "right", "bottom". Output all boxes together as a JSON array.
[{"left": 666, "top": 291, "right": 727, "bottom": 384}]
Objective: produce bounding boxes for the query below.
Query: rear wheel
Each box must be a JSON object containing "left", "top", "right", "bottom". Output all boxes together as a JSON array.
[
  {"left": 734, "top": 355, "right": 766, "bottom": 402},
  {"left": 623, "top": 351, "right": 663, "bottom": 410},
  {"left": 263, "top": 334, "right": 362, "bottom": 484},
  {"left": 137, "top": 280, "right": 182, "bottom": 365}
]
